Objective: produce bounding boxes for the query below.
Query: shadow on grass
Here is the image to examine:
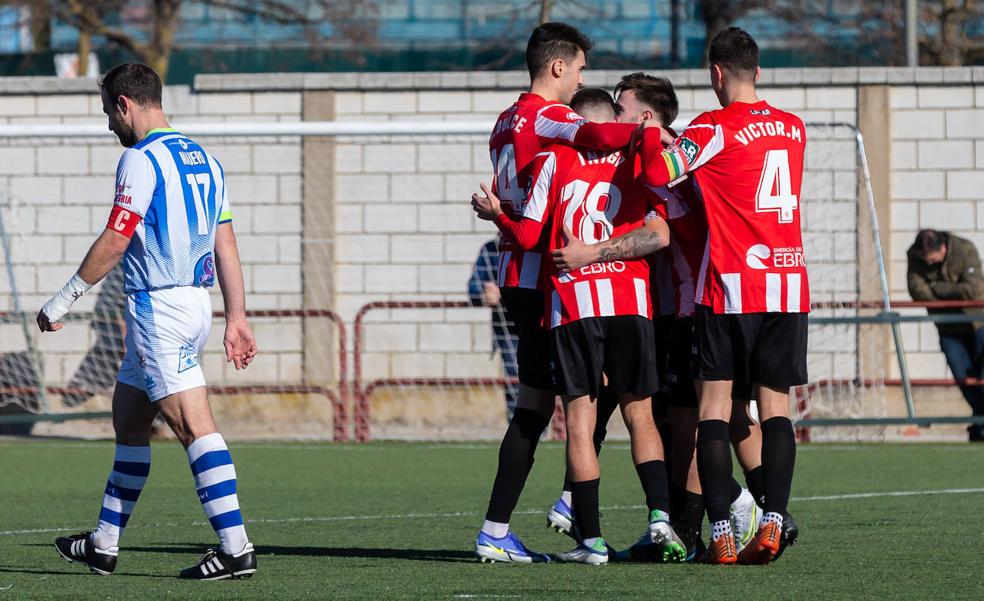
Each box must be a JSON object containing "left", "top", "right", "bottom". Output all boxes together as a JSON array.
[
  {"left": 122, "top": 543, "right": 475, "bottom": 563},
  {"left": 23, "top": 541, "right": 475, "bottom": 563},
  {"left": 0, "top": 566, "right": 173, "bottom": 579}
]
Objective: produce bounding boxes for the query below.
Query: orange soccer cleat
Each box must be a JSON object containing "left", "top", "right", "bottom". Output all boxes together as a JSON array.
[
  {"left": 705, "top": 532, "right": 738, "bottom": 564},
  {"left": 737, "top": 520, "right": 782, "bottom": 565}
]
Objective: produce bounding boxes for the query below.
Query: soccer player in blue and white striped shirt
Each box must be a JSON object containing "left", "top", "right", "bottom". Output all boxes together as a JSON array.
[{"left": 39, "top": 63, "right": 258, "bottom": 581}]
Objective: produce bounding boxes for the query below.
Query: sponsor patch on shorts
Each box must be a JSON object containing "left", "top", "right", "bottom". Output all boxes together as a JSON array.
[{"left": 178, "top": 344, "right": 199, "bottom": 373}]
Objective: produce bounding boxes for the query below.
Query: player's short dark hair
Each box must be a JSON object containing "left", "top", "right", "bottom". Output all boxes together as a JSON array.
[
  {"left": 570, "top": 87, "right": 616, "bottom": 118},
  {"left": 914, "top": 229, "right": 945, "bottom": 254},
  {"left": 708, "top": 27, "right": 759, "bottom": 81},
  {"left": 526, "top": 22, "right": 593, "bottom": 79},
  {"left": 99, "top": 63, "right": 162, "bottom": 108},
  {"left": 614, "top": 72, "right": 679, "bottom": 126}
]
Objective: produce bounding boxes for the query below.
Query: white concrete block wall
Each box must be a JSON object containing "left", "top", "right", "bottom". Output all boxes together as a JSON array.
[{"left": 6, "top": 67, "right": 984, "bottom": 395}]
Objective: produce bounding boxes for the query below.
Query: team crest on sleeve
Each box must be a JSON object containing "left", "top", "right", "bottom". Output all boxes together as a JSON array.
[{"left": 678, "top": 138, "right": 701, "bottom": 164}]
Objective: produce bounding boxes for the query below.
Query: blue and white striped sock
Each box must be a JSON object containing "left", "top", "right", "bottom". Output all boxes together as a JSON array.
[
  {"left": 92, "top": 444, "right": 151, "bottom": 550},
  {"left": 187, "top": 433, "right": 250, "bottom": 555}
]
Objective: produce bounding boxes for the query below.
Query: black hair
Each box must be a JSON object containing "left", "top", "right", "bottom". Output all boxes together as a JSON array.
[
  {"left": 99, "top": 63, "right": 163, "bottom": 108},
  {"left": 570, "top": 87, "right": 616, "bottom": 117},
  {"left": 914, "top": 229, "right": 945, "bottom": 254},
  {"left": 708, "top": 27, "right": 759, "bottom": 81},
  {"left": 614, "top": 72, "right": 679, "bottom": 125},
  {"left": 526, "top": 22, "right": 593, "bottom": 79}
]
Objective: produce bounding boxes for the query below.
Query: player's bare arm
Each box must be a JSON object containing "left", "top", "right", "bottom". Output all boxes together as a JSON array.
[
  {"left": 552, "top": 218, "right": 669, "bottom": 273},
  {"left": 37, "top": 228, "right": 130, "bottom": 332},
  {"left": 214, "top": 222, "right": 257, "bottom": 370}
]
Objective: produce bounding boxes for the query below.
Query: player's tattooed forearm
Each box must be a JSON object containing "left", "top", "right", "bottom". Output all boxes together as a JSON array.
[{"left": 596, "top": 229, "right": 665, "bottom": 262}]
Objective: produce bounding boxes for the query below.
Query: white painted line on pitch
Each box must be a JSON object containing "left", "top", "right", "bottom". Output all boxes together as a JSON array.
[
  {"left": 793, "top": 487, "right": 984, "bottom": 502},
  {"left": 3, "top": 487, "right": 983, "bottom": 538}
]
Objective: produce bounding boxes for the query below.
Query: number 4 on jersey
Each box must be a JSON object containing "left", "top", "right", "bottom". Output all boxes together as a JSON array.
[{"left": 755, "top": 149, "right": 797, "bottom": 223}]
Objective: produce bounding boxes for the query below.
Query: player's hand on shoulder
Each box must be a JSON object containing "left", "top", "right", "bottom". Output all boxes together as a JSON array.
[
  {"left": 224, "top": 318, "right": 257, "bottom": 370},
  {"left": 552, "top": 224, "right": 594, "bottom": 273},
  {"left": 471, "top": 182, "right": 502, "bottom": 221}
]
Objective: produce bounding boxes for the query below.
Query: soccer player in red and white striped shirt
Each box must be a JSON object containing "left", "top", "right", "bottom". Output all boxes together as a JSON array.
[
  {"left": 477, "top": 88, "right": 684, "bottom": 564},
  {"left": 640, "top": 27, "right": 808, "bottom": 565},
  {"left": 473, "top": 22, "right": 638, "bottom": 564}
]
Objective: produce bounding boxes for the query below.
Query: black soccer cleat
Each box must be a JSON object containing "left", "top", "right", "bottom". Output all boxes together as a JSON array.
[
  {"left": 772, "top": 512, "right": 799, "bottom": 561},
  {"left": 54, "top": 531, "right": 118, "bottom": 576},
  {"left": 179, "top": 543, "right": 257, "bottom": 580}
]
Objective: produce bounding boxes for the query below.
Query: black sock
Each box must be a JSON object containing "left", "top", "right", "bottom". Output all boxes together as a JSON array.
[
  {"left": 677, "top": 491, "right": 706, "bottom": 550},
  {"left": 635, "top": 460, "right": 670, "bottom": 513},
  {"left": 669, "top": 482, "right": 687, "bottom": 522},
  {"left": 696, "top": 419, "right": 732, "bottom": 524},
  {"left": 761, "top": 416, "right": 796, "bottom": 516},
  {"left": 744, "top": 465, "right": 766, "bottom": 506},
  {"left": 729, "top": 476, "right": 742, "bottom": 504},
  {"left": 570, "top": 479, "right": 601, "bottom": 540},
  {"left": 484, "top": 408, "right": 550, "bottom": 523}
]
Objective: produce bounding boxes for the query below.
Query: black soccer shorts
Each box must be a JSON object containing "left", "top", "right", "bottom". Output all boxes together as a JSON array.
[
  {"left": 693, "top": 305, "right": 808, "bottom": 391},
  {"left": 550, "top": 315, "right": 660, "bottom": 399},
  {"left": 500, "top": 287, "right": 552, "bottom": 391}
]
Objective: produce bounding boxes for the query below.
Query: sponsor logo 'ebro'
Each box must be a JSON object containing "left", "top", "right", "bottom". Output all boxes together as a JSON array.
[{"left": 745, "top": 244, "right": 806, "bottom": 270}]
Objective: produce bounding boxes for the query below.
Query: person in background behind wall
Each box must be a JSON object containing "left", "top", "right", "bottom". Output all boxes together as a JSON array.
[
  {"left": 907, "top": 228, "right": 984, "bottom": 442},
  {"left": 468, "top": 236, "right": 520, "bottom": 420}
]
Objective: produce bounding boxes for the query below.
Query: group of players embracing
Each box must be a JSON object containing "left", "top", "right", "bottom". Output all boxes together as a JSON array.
[{"left": 470, "top": 22, "right": 810, "bottom": 566}]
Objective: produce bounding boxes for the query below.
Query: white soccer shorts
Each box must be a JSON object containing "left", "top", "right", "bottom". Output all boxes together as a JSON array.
[{"left": 117, "top": 286, "right": 212, "bottom": 402}]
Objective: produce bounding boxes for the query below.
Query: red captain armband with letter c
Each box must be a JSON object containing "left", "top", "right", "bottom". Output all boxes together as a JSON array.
[{"left": 107, "top": 205, "right": 141, "bottom": 238}]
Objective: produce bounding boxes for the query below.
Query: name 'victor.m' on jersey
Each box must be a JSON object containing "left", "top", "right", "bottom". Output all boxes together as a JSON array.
[
  {"left": 489, "top": 93, "right": 636, "bottom": 290},
  {"left": 640, "top": 100, "right": 809, "bottom": 315},
  {"left": 107, "top": 128, "right": 231, "bottom": 293}
]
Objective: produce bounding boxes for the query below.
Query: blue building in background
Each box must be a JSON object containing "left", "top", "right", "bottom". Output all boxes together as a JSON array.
[{"left": 0, "top": 1, "right": 971, "bottom": 82}]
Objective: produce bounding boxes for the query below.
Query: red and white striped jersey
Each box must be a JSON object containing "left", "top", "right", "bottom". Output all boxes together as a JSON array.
[
  {"left": 501, "top": 145, "right": 663, "bottom": 327},
  {"left": 641, "top": 100, "right": 810, "bottom": 314},
  {"left": 649, "top": 177, "right": 707, "bottom": 318},
  {"left": 489, "top": 93, "right": 636, "bottom": 289}
]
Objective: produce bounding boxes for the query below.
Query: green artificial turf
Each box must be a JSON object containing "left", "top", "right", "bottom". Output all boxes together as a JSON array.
[{"left": 0, "top": 440, "right": 982, "bottom": 600}]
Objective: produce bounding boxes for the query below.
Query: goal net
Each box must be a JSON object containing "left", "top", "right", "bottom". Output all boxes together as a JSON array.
[{"left": 0, "top": 120, "right": 895, "bottom": 441}]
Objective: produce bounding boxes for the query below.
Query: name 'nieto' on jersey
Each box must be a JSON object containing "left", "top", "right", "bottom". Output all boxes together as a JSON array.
[{"left": 110, "top": 129, "right": 231, "bottom": 293}]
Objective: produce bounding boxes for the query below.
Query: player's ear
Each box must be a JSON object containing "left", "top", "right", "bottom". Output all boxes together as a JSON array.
[
  {"left": 754, "top": 66, "right": 761, "bottom": 83},
  {"left": 116, "top": 95, "right": 128, "bottom": 116},
  {"left": 711, "top": 64, "right": 724, "bottom": 86},
  {"left": 551, "top": 58, "right": 565, "bottom": 79}
]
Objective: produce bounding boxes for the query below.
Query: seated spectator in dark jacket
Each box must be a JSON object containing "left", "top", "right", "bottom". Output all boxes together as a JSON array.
[
  {"left": 468, "top": 237, "right": 520, "bottom": 419},
  {"left": 907, "top": 229, "right": 984, "bottom": 441}
]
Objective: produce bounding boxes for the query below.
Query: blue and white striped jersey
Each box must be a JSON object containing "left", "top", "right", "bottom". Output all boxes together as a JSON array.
[{"left": 111, "top": 128, "right": 231, "bottom": 293}]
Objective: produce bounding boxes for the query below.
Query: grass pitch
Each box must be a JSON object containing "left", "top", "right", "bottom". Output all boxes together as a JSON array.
[{"left": 0, "top": 439, "right": 982, "bottom": 600}]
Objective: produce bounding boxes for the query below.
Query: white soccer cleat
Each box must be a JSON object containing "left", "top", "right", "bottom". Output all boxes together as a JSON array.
[
  {"left": 730, "top": 487, "right": 761, "bottom": 552},
  {"left": 557, "top": 538, "right": 608, "bottom": 565},
  {"left": 647, "top": 510, "right": 687, "bottom": 563},
  {"left": 546, "top": 497, "right": 575, "bottom": 536}
]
